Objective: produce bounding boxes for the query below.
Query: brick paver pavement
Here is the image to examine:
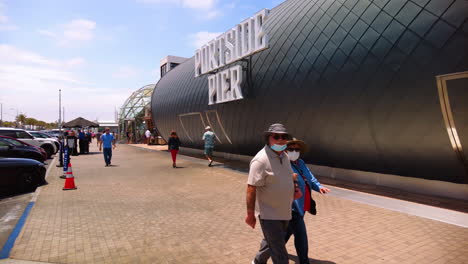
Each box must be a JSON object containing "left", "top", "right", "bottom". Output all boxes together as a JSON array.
[{"left": 8, "top": 144, "right": 468, "bottom": 264}]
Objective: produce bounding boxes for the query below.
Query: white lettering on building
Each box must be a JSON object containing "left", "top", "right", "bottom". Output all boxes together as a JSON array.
[{"left": 195, "top": 9, "right": 269, "bottom": 105}]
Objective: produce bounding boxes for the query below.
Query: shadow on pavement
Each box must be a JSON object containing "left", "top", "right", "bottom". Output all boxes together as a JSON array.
[{"left": 287, "top": 255, "right": 336, "bottom": 264}]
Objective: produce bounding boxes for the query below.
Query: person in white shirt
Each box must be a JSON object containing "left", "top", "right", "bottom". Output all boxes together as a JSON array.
[{"left": 145, "top": 129, "right": 151, "bottom": 145}]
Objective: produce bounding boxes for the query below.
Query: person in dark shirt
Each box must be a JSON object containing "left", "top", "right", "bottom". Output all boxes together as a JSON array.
[
  {"left": 78, "top": 129, "right": 86, "bottom": 154},
  {"left": 167, "top": 131, "right": 181, "bottom": 168}
]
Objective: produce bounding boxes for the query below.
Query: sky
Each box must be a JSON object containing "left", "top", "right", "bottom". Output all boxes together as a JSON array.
[{"left": 0, "top": 0, "right": 282, "bottom": 123}]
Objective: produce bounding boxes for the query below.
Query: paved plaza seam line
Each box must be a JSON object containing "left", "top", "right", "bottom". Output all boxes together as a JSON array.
[{"left": 0, "top": 202, "right": 34, "bottom": 259}]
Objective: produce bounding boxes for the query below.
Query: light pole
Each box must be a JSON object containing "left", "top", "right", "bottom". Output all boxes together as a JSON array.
[{"left": 57, "top": 89, "right": 64, "bottom": 167}]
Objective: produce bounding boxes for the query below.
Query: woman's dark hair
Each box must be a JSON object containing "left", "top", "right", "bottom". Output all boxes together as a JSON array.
[{"left": 170, "top": 131, "right": 177, "bottom": 137}]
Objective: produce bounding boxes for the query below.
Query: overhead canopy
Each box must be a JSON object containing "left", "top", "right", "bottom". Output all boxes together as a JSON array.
[{"left": 62, "top": 117, "right": 99, "bottom": 128}]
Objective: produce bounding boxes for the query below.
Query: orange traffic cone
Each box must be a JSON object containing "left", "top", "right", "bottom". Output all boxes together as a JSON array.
[{"left": 63, "top": 163, "right": 77, "bottom": 190}]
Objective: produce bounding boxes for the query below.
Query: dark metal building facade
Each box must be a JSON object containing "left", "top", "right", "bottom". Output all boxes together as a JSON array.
[{"left": 152, "top": 0, "right": 468, "bottom": 184}]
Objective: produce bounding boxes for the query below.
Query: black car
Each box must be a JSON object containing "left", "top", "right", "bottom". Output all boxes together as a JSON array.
[
  {"left": 0, "top": 138, "right": 45, "bottom": 162},
  {"left": 0, "top": 158, "right": 47, "bottom": 197}
]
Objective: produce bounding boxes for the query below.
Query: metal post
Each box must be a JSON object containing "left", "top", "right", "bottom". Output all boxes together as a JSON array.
[{"left": 57, "top": 89, "right": 64, "bottom": 167}]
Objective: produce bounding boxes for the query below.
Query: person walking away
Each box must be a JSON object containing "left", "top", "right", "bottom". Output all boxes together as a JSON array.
[
  {"left": 168, "top": 131, "right": 181, "bottom": 168},
  {"left": 202, "top": 126, "right": 215, "bottom": 166},
  {"left": 99, "top": 127, "right": 116, "bottom": 166},
  {"left": 246, "top": 123, "right": 302, "bottom": 264},
  {"left": 85, "top": 130, "right": 92, "bottom": 153},
  {"left": 145, "top": 129, "right": 151, "bottom": 145},
  {"left": 262, "top": 138, "right": 331, "bottom": 264},
  {"left": 87, "top": 130, "right": 93, "bottom": 144},
  {"left": 78, "top": 129, "right": 86, "bottom": 154}
]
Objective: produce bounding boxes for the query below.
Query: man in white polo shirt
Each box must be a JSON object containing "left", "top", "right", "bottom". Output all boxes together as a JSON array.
[{"left": 246, "top": 123, "right": 302, "bottom": 264}]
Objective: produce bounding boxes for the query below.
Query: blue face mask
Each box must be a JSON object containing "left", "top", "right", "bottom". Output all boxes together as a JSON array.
[{"left": 270, "top": 144, "right": 287, "bottom": 152}]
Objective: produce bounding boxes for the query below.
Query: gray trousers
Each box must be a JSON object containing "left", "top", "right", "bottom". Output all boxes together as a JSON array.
[{"left": 254, "top": 218, "right": 289, "bottom": 264}]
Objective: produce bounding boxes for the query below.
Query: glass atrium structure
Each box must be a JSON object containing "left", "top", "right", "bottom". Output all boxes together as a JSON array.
[{"left": 119, "top": 84, "right": 155, "bottom": 143}]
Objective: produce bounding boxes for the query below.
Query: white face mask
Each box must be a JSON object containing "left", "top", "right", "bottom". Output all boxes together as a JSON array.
[{"left": 287, "top": 151, "right": 300, "bottom": 161}]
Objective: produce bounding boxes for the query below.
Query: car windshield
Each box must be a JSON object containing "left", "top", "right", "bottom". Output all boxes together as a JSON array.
[{"left": 2, "top": 138, "right": 25, "bottom": 146}]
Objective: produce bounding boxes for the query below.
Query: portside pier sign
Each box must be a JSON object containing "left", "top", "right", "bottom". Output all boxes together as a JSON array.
[{"left": 194, "top": 9, "right": 270, "bottom": 105}]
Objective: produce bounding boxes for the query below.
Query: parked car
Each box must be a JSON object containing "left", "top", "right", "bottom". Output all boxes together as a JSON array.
[
  {"left": 0, "top": 158, "right": 47, "bottom": 197},
  {"left": 0, "top": 138, "right": 46, "bottom": 162},
  {"left": 0, "top": 136, "right": 48, "bottom": 161},
  {"left": 42, "top": 129, "right": 63, "bottom": 139},
  {"left": 28, "top": 131, "right": 61, "bottom": 151},
  {"left": 0, "top": 128, "right": 57, "bottom": 158}
]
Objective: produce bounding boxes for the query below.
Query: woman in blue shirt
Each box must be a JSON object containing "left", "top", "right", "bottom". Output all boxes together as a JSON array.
[{"left": 286, "top": 138, "right": 330, "bottom": 264}]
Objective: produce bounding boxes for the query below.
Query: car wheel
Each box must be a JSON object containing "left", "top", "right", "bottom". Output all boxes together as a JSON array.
[
  {"left": 53, "top": 142, "right": 60, "bottom": 153},
  {"left": 17, "top": 172, "right": 35, "bottom": 193},
  {"left": 42, "top": 144, "right": 53, "bottom": 159}
]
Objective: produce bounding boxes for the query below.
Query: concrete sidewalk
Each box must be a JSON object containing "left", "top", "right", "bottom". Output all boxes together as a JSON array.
[{"left": 6, "top": 144, "right": 468, "bottom": 264}]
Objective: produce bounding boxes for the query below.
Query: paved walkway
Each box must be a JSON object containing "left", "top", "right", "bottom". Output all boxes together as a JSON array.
[{"left": 6, "top": 144, "right": 468, "bottom": 264}]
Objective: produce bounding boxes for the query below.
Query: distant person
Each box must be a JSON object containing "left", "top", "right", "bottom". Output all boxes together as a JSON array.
[
  {"left": 202, "top": 126, "right": 215, "bottom": 166},
  {"left": 87, "top": 130, "right": 93, "bottom": 144},
  {"left": 68, "top": 130, "right": 79, "bottom": 156},
  {"left": 85, "top": 130, "right": 91, "bottom": 153},
  {"left": 78, "top": 129, "right": 86, "bottom": 154},
  {"left": 246, "top": 123, "right": 302, "bottom": 264},
  {"left": 99, "top": 127, "right": 116, "bottom": 167},
  {"left": 95, "top": 131, "right": 102, "bottom": 147},
  {"left": 145, "top": 129, "right": 151, "bottom": 145},
  {"left": 167, "top": 131, "right": 181, "bottom": 168},
  {"left": 126, "top": 131, "right": 131, "bottom": 144}
]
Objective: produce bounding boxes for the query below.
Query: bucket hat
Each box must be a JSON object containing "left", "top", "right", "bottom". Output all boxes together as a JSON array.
[
  {"left": 264, "top": 123, "right": 289, "bottom": 135},
  {"left": 287, "top": 138, "right": 309, "bottom": 154},
  {"left": 205, "top": 126, "right": 211, "bottom": 130}
]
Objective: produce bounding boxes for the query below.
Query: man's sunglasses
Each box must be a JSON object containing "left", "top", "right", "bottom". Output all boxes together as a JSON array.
[
  {"left": 271, "top": 134, "right": 289, "bottom": 140},
  {"left": 287, "top": 148, "right": 301, "bottom": 152}
]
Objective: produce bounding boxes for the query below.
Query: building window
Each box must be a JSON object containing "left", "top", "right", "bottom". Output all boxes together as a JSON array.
[
  {"left": 160, "top": 63, "right": 168, "bottom": 77},
  {"left": 170, "top": 63, "right": 179, "bottom": 70}
]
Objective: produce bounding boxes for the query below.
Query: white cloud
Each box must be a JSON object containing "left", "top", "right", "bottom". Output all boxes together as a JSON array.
[
  {"left": 181, "top": 0, "right": 216, "bottom": 9},
  {"left": 205, "top": 9, "right": 222, "bottom": 19},
  {"left": 112, "top": 66, "right": 139, "bottom": 79},
  {"left": 39, "top": 19, "right": 96, "bottom": 47},
  {"left": 66, "top": 57, "right": 85, "bottom": 67},
  {"left": 189, "top": 31, "right": 222, "bottom": 48},
  {"left": 38, "top": 29, "right": 58, "bottom": 38},
  {"left": 0, "top": 45, "right": 122, "bottom": 122},
  {"left": 63, "top": 19, "right": 95, "bottom": 41},
  {"left": 139, "top": 0, "right": 216, "bottom": 9},
  {"left": 0, "top": 0, "right": 18, "bottom": 31},
  {"left": 0, "top": 45, "right": 85, "bottom": 69},
  {"left": 139, "top": 0, "right": 221, "bottom": 20}
]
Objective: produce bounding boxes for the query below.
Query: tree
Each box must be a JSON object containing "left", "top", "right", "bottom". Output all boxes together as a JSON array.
[
  {"left": 37, "top": 121, "right": 47, "bottom": 129},
  {"left": 45, "top": 121, "right": 58, "bottom": 129},
  {"left": 2, "top": 121, "right": 15, "bottom": 127},
  {"left": 16, "top": 114, "right": 27, "bottom": 128},
  {"left": 25, "top": 117, "right": 38, "bottom": 130}
]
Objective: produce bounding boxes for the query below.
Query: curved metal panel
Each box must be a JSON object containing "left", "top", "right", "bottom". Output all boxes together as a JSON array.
[{"left": 152, "top": 0, "right": 468, "bottom": 183}]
